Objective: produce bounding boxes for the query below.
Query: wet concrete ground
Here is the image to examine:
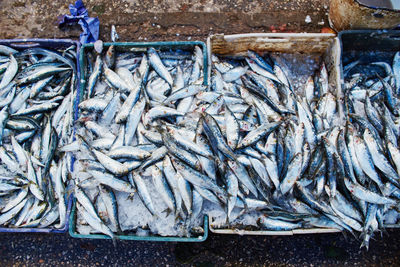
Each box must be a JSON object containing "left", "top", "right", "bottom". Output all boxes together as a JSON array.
[
  {"left": 0, "top": 0, "right": 330, "bottom": 42},
  {"left": 1, "top": 229, "right": 400, "bottom": 266}
]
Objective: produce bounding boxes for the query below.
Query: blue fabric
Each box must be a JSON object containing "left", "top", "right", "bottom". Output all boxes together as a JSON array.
[{"left": 58, "top": 0, "right": 99, "bottom": 44}]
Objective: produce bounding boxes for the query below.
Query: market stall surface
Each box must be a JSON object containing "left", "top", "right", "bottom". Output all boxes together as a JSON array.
[{"left": 1, "top": 230, "right": 400, "bottom": 266}]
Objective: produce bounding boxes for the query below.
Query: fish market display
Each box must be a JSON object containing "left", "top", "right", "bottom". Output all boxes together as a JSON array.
[
  {"left": 204, "top": 50, "right": 400, "bottom": 249},
  {"left": 0, "top": 44, "right": 76, "bottom": 229},
  {"left": 70, "top": 44, "right": 207, "bottom": 238},
  {"left": 70, "top": 41, "right": 400, "bottom": 248}
]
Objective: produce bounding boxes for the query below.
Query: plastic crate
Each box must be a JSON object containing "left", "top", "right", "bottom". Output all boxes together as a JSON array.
[
  {"left": 339, "top": 29, "right": 400, "bottom": 230},
  {"left": 0, "top": 38, "right": 78, "bottom": 233},
  {"left": 69, "top": 41, "right": 209, "bottom": 242}
]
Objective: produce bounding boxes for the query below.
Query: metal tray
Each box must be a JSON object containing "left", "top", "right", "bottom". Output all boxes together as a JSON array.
[
  {"left": 0, "top": 38, "right": 78, "bottom": 233},
  {"left": 69, "top": 41, "right": 209, "bottom": 242}
]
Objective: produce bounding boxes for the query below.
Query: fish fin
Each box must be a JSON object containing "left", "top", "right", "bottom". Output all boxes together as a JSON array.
[
  {"left": 111, "top": 236, "right": 118, "bottom": 247},
  {"left": 359, "top": 239, "right": 369, "bottom": 250},
  {"left": 175, "top": 213, "right": 183, "bottom": 222},
  {"left": 341, "top": 229, "right": 355, "bottom": 240},
  {"left": 379, "top": 227, "right": 389, "bottom": 237},
  {"left": 162, "top": 208, "right": 173, "bottom": 217},
  {"left": 301, "top": 220, "right": 312, "bottom": 229},
  {"left": 126, "top": 192, "right": 135, "bottom": 201},
  {"left": 359, "top": 230, "right": 372, "bottom": 250},
  {"left": 116, "top": 226, "right": 123, "bottom": 236},
  {"left": 206, "top": 154, "right": 215, "bottom": 161}
]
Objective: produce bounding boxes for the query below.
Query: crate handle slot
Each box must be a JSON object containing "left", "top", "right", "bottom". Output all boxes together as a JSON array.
[
  {"left": 388, "top": 34, "right": 400, "bottom": 40},
  {"left": 9, "top": 42, "right": 41, "bottom": 48}
]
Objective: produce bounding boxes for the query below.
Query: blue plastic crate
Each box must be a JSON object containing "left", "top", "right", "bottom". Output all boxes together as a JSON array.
[{"left": 0, "top": 38, "right": 79, "bottom": 233}]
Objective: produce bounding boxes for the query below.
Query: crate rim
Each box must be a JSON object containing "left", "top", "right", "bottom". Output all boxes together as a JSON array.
[
  {"left": 69, "top": 197, "right": 209, "bottom": 242},
  {"left": 338, "top": 29, "right": 400, "bottom": 39}
]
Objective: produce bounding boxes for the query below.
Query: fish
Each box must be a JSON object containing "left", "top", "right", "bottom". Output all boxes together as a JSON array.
[
  {"left": 88, "top": 170, "right": 135, "bottom": 193},
  {"left": 77, "top": 203, "right": 115, "bottom": 240},
  {"left": 0, "top": 54, "right": 18, "bottom": 89},
  {"left": 151, "top": 165, "right": 175, "bottom": 214},
  {"left": 148, "top": 47, "right": 173, "bottom": 86},
  {"left": 132, "top": 172, "right": 157, "bottom": 216},
  {"left": 226, "top": 168, "right": 239, "bottom": 222},
  {"left": 98, "top": 184, "right": 121, "bottom": 233},
  {"left": 257, "top": 215, "right": 303, "bottom": 231}
]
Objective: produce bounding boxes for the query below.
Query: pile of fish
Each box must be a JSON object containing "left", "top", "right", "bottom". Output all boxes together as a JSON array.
[
  {"left": 69, "top": 41, "right": 400, "bottom": 248},
  {"left": 69, "top": 45, "right": 207, "bottom": 238},
  {"left": 0, "top": 44, "right": 76, "bottom": 229},
  {"left": 205, "top": 50, "right": 400, "bottom": 249}
]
